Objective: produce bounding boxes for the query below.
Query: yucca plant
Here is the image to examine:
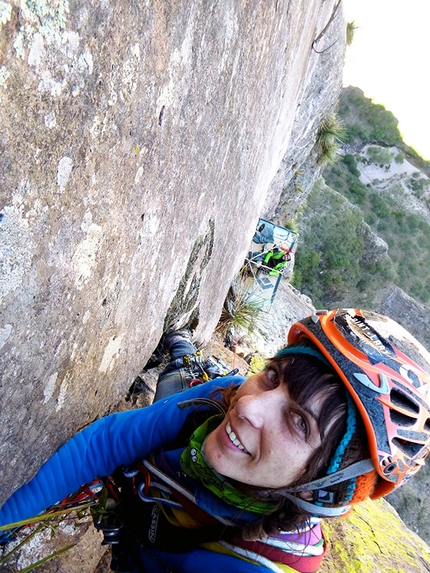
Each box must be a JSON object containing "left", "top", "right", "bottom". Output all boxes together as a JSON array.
[
  {"left": 346, "top": 21, "right": 358, "bottom": 46},
  {"left": 316, "top": 112, "right": 345, "bottom": 165},
  {"left": 217, "top": 281, "right": 264, "bottom": 337},
  {"left": 0, "top": 493, "right": 98, "bottom": 571}
]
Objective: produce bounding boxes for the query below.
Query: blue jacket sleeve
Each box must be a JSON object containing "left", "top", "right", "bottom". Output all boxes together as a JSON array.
[{"left": 0, "top": 376, "right": 245, "bottom": 527}]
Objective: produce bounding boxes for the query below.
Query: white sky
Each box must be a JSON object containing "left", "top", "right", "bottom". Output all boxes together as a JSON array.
[{"left": 342, "top": 0, "right": 430, "bottom": 160}]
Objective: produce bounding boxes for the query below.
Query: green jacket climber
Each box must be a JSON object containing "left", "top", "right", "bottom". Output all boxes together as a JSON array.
[{"left": 263, "top": 248, "right": 291, "bottom": 276}]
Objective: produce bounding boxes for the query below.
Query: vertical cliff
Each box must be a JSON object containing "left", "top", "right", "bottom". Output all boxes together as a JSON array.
[{"left": 0, "top": 0, "right": 345, "bottom": 501}]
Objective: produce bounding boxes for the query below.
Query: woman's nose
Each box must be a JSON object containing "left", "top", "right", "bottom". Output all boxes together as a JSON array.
[{"left": 237, "top": 388, "right": 282, "bottom": 429}]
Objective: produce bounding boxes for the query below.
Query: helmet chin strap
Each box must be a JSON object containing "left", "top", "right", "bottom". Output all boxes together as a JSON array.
[
  {"left": 291, "top": 459, "right": 375, "bottom": 492},
  {"left": 282, "top": 459, "right": 375, "bottom": 517}
]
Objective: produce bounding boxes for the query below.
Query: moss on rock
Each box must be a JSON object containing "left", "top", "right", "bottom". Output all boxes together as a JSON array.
[{"left": 320, "top": 498, "right": 430, "bottom": 572}]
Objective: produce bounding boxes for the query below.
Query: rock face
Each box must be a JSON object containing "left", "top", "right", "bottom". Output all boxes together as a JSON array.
[
  {"left": 0, "top": 1, "right": 346, "bottom": 502},
  {"left": 262, "top": 0, "right": 346, "bottom": 222},
  {"left": 375, "top": 285, "right": 430, "bottom": 352},
  {"left": 359, "top": 220, "right": 389, "bottom": 266},
  {"left": 320, "top": 498, "right": 430, "bottom": 573}
]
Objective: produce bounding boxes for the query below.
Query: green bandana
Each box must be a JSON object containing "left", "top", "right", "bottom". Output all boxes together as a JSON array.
[{"left": 180, "top": 416, "right": 278, "bottom": 515}]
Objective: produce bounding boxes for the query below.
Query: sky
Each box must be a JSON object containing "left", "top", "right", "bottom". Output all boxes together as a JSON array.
[{"left": 342, "top": 0, "right": 430, "bottom": 160}]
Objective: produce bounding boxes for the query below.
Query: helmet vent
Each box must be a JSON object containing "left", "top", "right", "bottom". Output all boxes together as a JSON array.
[
  {"left": 390, "top": 389, "right": 419, "bottom": 415},
  {"left": 392, "top": 437, "right": 423, "bottom": 458},
  {"left": 390, "top": 409, "right": 416, "bottom": 427},
  {"left": 425, "top": 419, "right": 430, "bottom": 432}
]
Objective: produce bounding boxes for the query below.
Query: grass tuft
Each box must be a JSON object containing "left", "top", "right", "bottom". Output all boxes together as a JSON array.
[{"left": 217, "top": 281, "right": 264, "bottom": 337}]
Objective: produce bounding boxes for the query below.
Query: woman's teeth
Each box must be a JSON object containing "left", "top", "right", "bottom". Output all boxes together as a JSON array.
[{"left": 226, "top": 422, "right": 248, "bottom": 452}]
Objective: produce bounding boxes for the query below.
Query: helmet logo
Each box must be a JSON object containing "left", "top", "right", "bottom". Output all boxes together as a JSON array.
[
  {"left": 342, "top": 314, "right": 395, "bottom": 357},
  {"left": 353, "top": 372, "right": 389, "bottom": 394}
]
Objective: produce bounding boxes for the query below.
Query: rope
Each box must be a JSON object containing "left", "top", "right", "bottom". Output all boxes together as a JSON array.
[{"left": 312, "top": 0, "right": 342, "bottom": 54}]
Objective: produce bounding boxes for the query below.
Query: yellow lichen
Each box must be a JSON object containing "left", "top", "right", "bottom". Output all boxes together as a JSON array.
[{"left": 319, "top": 498, "right": 430, "bottom": 572}]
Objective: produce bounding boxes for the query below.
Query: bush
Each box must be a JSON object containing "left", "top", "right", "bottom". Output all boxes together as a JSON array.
[
  {"left": 342, "top": 154, "right": 360, "bottom": 177},
  {"left": 407, "top": 177, "right": 429, "bottom": 198},
  {"left": 349, "top": 178, "right": 367, "bottom": 204},
  {"left": 370, "top": 193, "right": 390, "bottom": 218},
  {"left": 295, "top": 248, "right": 321, "bottom": 285},
  {"left": 365, "top": 212, "right": 376, "bottom": 226},
  {"left": 295, "top": 186, "right": 364, "bottom": 303},
  {"left": 217, "top": 281, "right": 264, "bottom": 337},
  {"left": 315, "top": 112, "right": 345, "bottom": 165},
  {"left": 367, "top": 146, "right": 394, "bottom": 166},
  {"left": 291, "top": 268, "right": 302, "bottom": 289}
]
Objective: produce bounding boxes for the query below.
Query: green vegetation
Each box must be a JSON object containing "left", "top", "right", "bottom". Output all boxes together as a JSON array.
[
  {"left": 298, "top": 162, "right": 430, "bottom": 306},
  {"left": 315, "top": 112, "right": 345, "bottom": 165},
  {"left": 366, "top": 146, "right": 394, "bottom": 166},
  {"left": 292, "top": 182, "right": 393, "bottom": 307},
  {"left": 322, "top": 154, "right": 430, "bottom": 304},
  {"left": 217, "top": 279, "right": 264, "bottom": 337},
  {"left": 292, "top": 87, "right": 430, "bottom": 308},
  {"left": 338, "top": 87, "right": 430, "bottom": 177},
  {"left": 0, "top": 502, "right": 94, "bottom": 571},
  {"left": 338, "top": 87, "right": 402, "bottom": 146},
  {"left": 407, "top": 173, "right": 430, "bottom": 198},
  {"left": 346, "top": 21, "right": 358, "bottom": 46}
]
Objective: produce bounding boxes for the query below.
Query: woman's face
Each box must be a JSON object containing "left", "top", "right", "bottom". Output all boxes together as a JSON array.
[{"left": 204, "top": 364, "right": 327, "bottom": 488}]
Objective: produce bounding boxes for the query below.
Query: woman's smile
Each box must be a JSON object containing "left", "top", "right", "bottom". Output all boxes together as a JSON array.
[{"left": 225, "top": 422, "right": 250, "bottom": 454}]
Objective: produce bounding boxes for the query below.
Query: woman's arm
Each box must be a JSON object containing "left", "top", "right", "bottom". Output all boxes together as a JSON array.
[{"left": 0, "top": 377, "right": 244, "bottom": 527}]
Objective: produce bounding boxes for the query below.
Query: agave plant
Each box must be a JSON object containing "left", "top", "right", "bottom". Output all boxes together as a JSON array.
[
  {"left": 346, "top": 21, "right": 358, "bottom": 46},
  {"left": 217, "top": 280, "right": 264, "bottom": 337},
  {"left": 316, "top": 112, "right": 345, "bottom": 166}
]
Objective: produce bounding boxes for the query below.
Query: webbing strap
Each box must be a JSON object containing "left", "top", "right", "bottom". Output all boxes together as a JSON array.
[
  {"left": 288, "top": 459, "right": 375, "bottom": 492},
  {"left": 282, "top": 494, "right": 351, "bottom": 517}
]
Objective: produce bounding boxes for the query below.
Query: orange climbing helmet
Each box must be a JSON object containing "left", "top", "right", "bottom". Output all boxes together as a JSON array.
[{"left": 289, "top": 309, "right": 430, "bottom": 498}]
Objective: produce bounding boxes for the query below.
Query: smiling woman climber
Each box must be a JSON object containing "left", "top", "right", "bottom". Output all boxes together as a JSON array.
[{"left": 1, "top": 309, "right": 430, "bottom": 573}]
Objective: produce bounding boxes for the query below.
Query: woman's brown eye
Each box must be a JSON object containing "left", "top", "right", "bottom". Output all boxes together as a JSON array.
[
  {"left": 266, "top": 368, "right": 278, "bottom": 387},
  {"left": 292, "top": 412, "right": 308, "bottom": 435}
]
